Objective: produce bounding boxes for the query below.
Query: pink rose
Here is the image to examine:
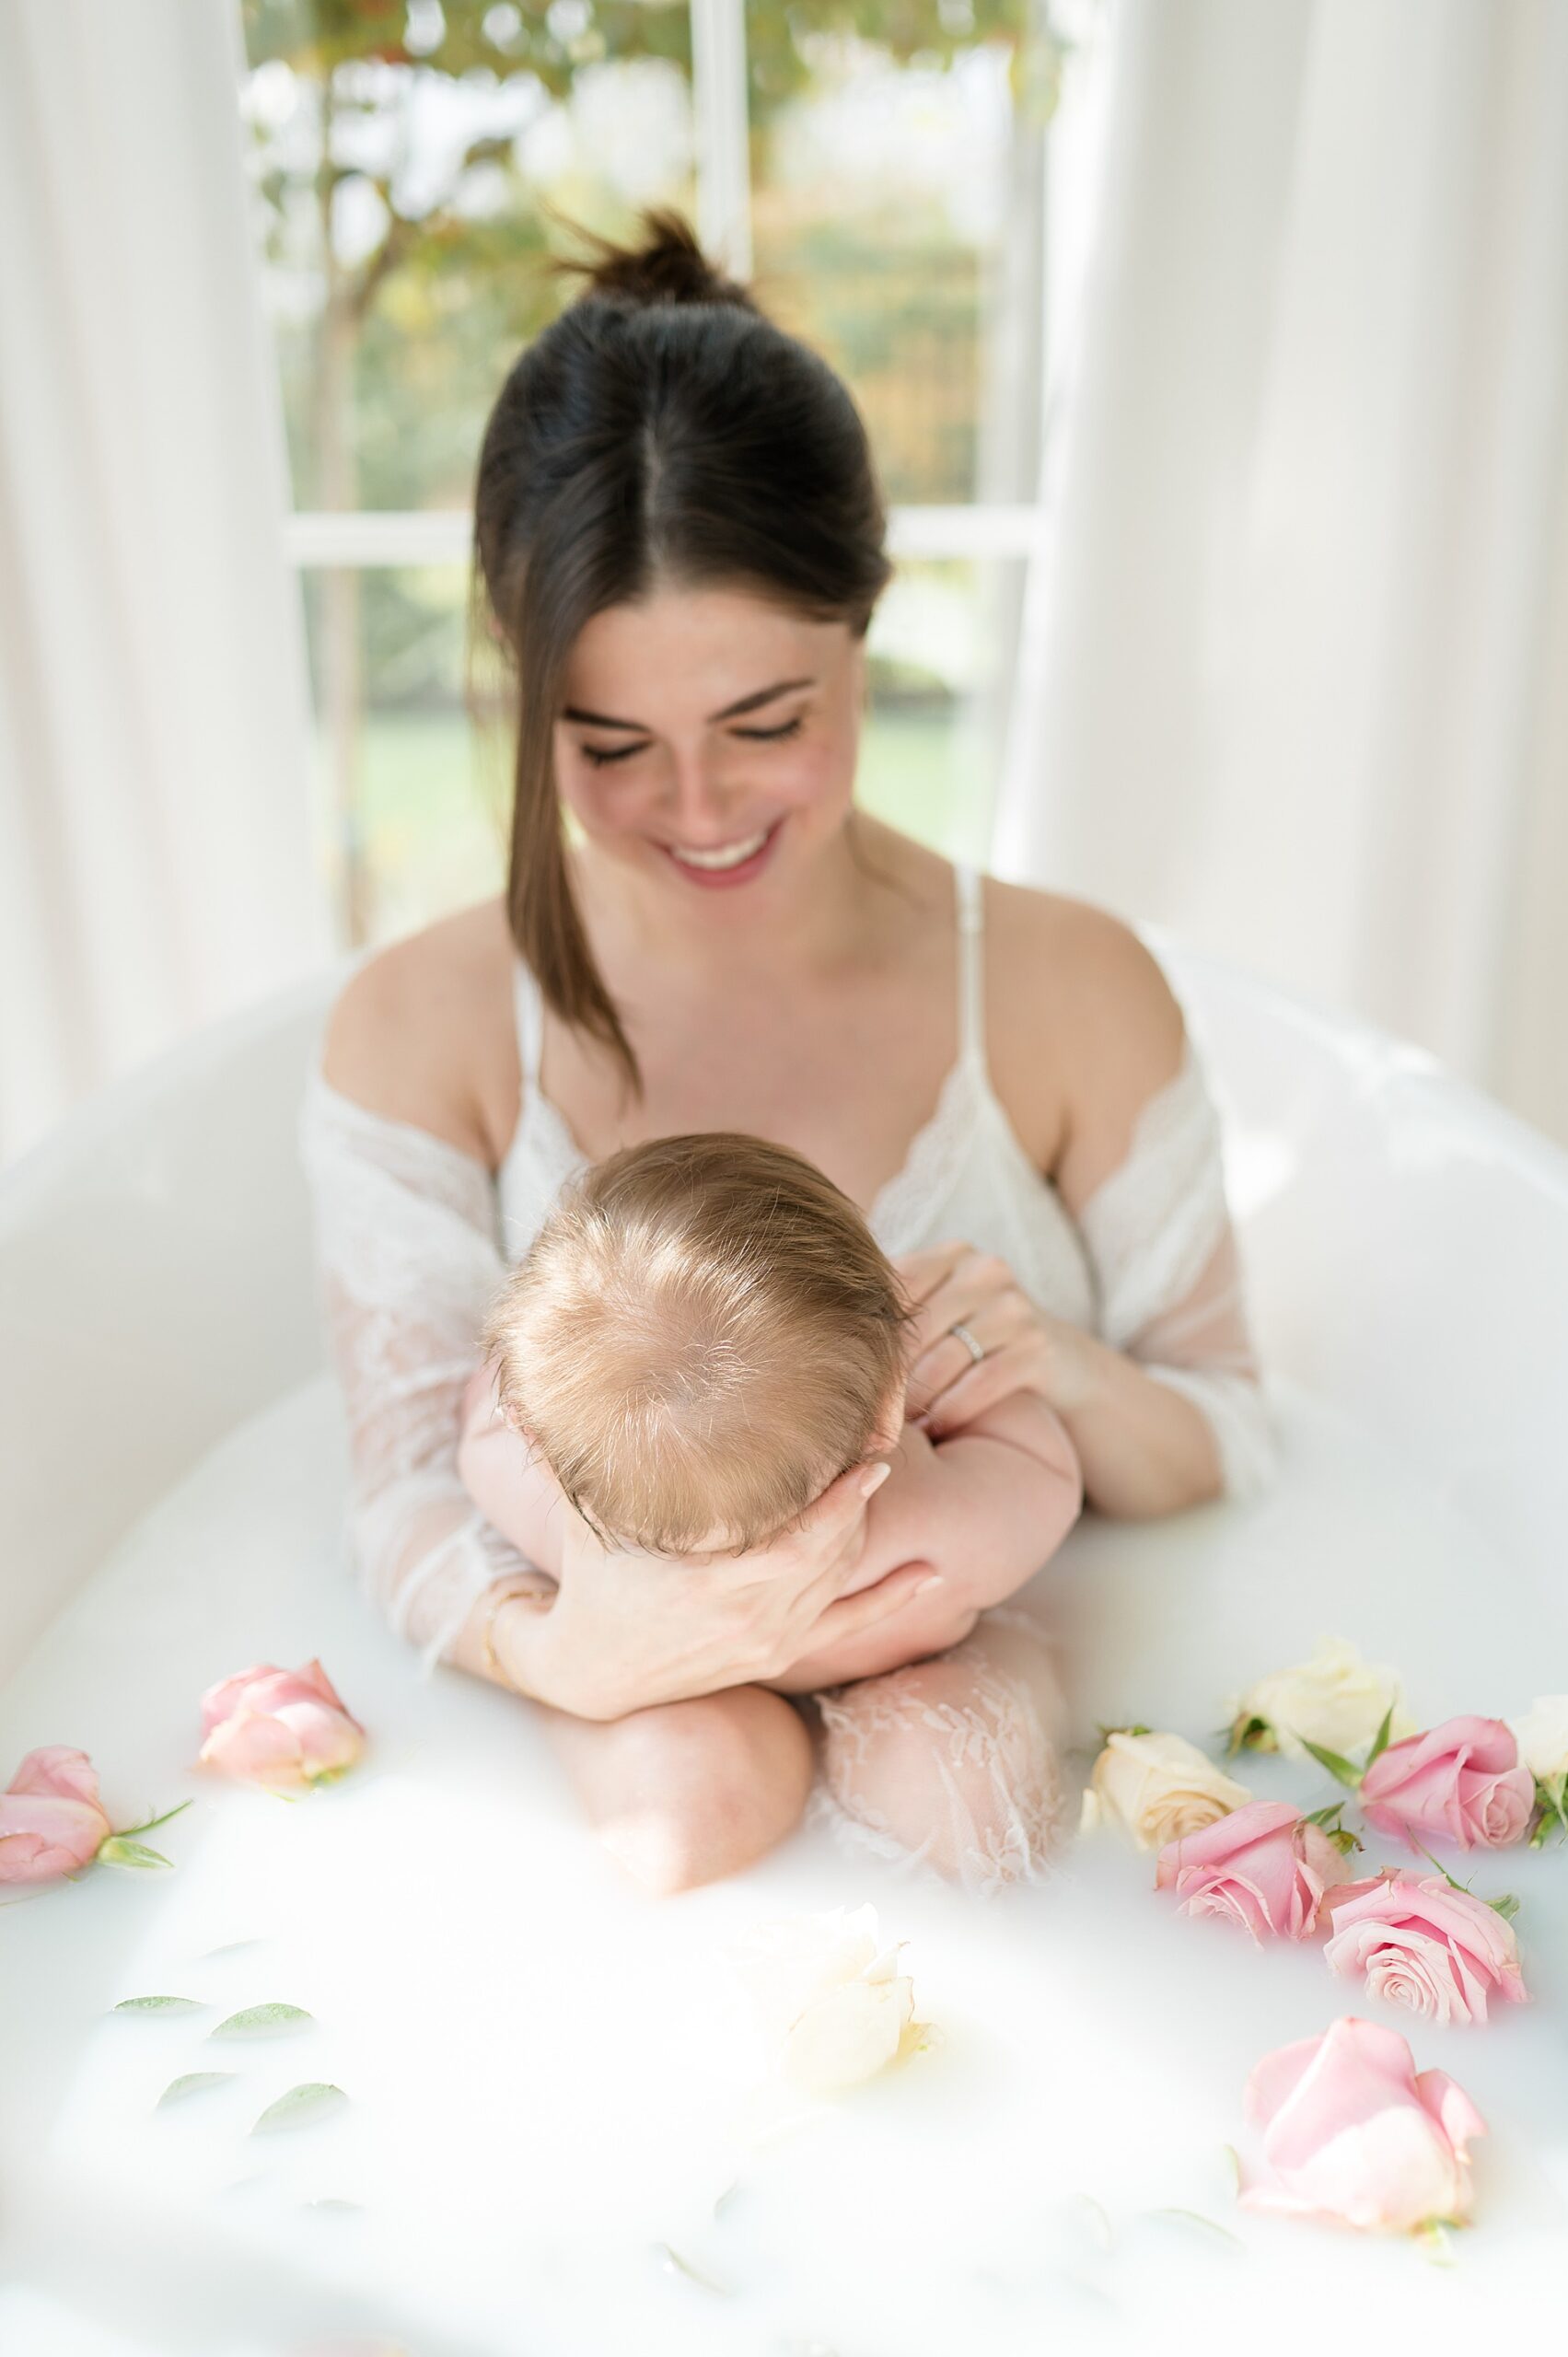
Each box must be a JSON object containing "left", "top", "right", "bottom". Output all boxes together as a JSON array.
[
  {"left": 1155, "top": 1799, "right": 1352, "bottom": 1943},
  {"left": 1321, "top": 1872, "right": 1527, "bottom": 2026},
  {"left": 1239, "top": 2014, "right": 1486, "bottom": 2233},
  {"left": 0, "top": 1747, "right": 112, "bottom": 1883},
  {"left": 198, "top": 1661, "right": 364, "bottom": 1793},
  {"left": 1358, "top": 1715, "right": 1534, "bottom": 1852}
]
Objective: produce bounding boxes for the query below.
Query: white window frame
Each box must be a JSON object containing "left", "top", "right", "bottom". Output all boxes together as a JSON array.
[{"left": 278, "top": 1, "right": 1050, "bottom": 578}]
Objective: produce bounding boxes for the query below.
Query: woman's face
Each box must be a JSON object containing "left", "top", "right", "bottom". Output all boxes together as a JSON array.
[{"left": 553, "top": 583, "right": 866, "bottom": 904}]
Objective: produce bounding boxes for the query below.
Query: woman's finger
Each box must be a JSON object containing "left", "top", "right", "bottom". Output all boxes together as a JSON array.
[
  {"left": 718, "top": 1457, "right": 887, "bottom": 1599},
  {"left": 906, "top": 1295, "right": 1012, "bottom": 1382},
  {"left": 802, "top": 1457, "right": 891, "bottom": 1550},
  {"left": 891, "top": 1241, "right": 970, "bottom": 1308},
  {"left": 921, "top": 1337, "right": 1041, "bottom": 1435},
  {"left": 902, "top": 1252, "right": 1019, "bottom": 1364},
  {"left": 797, "top": 1561, "right": 941, "bottom": 1655},
  {"left": 904, "top": 1296, "right": 1028, "bottom": 1415}
]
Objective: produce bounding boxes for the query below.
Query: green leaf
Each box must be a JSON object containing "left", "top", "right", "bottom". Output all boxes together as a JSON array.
[
  {"left": 113, "top": 1995, "right": 203, "bottom": 2015},
  {"left": 1224, "top": 1714, "right": 1273, "bottom": 1758},
  {"left": 1365, "top": 1703, "right": 1396, "bottom": 1767},
  {"left": 251, "top": 2082, "right": 347, "bottom": 2134},
  {"left": 1304, "top": 1797, "right": 1363, "bottom": 1852},
  {"left": 96, "top": 1838, "right": 173, "bottom": 1871},
  {"left": 1533, "top": 1776, "right": 1568, "bottom": 1843},
  {"left": 157, "top": 2072, "right": 237, "bottom": 2108},
  {"left": 210, "top": 2003, "right": 314, "bottom": 2039},
  {"left": 1296, "top": 1736, "right": 1364, "bottom": 1789},
  {"left": 1488, "top": 1893, "right": 1521, "bottom": 1922}
]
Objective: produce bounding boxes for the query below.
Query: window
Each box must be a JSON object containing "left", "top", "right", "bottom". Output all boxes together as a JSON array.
[{"left": 240, "top": 0, "right": 1107, "bottom": 945}]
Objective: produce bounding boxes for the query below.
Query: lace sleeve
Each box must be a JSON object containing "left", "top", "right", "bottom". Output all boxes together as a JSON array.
[
  {"left": 1076, "top": 1034, "right": 1279, "bottom": 1503},
  {"left": 298, "top": 1074, "right": 530, "bottom": 1673}
]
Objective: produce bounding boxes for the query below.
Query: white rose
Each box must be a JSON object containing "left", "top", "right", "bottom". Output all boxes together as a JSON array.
[
  {"left": 729, "top": 1905, "right": 916, "bottom": 2096},
  {"left": 1508, "top": 1695, "right": 1568, "bottom": 1784},
  {"left": 1223, "top": 1636, "right": 1417, "bottom": 1764},
  {"left": 1077, "top": 1730, "right": 1252, "bottom": 1852}
]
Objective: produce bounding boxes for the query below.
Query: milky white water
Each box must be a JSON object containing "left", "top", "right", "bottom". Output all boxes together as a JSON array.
[{"left": 2, "top": 1372, "right": 1564, "bottom": 2357}]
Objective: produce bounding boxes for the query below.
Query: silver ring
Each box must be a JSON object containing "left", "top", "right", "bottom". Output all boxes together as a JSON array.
[{"left": 948, "top": 1321, "right": 985, "bottom": 1364}]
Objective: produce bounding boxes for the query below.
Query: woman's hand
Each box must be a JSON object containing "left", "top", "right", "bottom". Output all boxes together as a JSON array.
[
  {"left": 496, "top": 1461, "right": 943, "bottom": 1722},
  {"left": 896, "top": 1241, "right": 1098, "bottom": 1436}
]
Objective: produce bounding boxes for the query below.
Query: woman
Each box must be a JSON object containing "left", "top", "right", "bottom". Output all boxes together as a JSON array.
[{"left": 302, "top": 212, "right": 1274, "bottom": 1899}]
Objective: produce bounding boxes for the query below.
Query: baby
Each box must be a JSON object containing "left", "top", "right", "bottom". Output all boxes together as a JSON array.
[{"left": 459, "top": 1131, "right": 1084, "bottom": 1700}]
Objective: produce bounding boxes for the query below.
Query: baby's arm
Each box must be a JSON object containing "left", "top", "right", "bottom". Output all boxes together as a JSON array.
[
  {"left": 764, "top": 1392, "right": 1082, "bottom": 1692},
  {"left": 457, "top": 1359, "right": 567, "bottom": 1584}
]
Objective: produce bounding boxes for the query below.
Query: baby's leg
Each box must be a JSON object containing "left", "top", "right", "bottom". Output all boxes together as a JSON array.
[
  {"left": 542, "top": 1685, "right": 814, "bottom": 1897},
  {"left": 811, "top": 1608, "right": 1071, "bottom": 1896}
]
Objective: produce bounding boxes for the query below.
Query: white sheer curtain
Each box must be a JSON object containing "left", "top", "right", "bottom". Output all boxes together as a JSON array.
[
  {"left": 0, "top": 0, "right": 326, "bottom": 1169},
  {"left": 999, "top": 0, "right": 1568, "bottom": 1149}
]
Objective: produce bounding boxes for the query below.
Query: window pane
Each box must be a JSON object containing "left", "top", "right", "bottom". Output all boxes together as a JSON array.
[
  {"left": 240, "top": 2, "right": 696, "bottom": 515},
  {"left": 312, "top": 558, "right": 1016, "bottom": 946},
  {"left": 862, "top": 557, "right": 1019, "bottom": 865},
  {"left": 304, "top": 564, "right": 505, "bottom": 946},
  {"left": 746, "top": 6, "right": 1064, "bottom": 505}
]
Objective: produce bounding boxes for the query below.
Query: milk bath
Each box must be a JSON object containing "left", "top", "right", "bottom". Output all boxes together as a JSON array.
[{"left": 3, "top": 1372, "right": 1565, "bottom": 2357}]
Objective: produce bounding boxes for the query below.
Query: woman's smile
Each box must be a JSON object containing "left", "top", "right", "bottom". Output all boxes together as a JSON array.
[{"left": 659, "top": 817, "right": 784, "bottom": 887}]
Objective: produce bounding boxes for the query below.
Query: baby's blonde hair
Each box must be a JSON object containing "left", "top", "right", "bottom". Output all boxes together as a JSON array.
[{"left": 483, "top": 1132, "right": 911, "bottom": 1556}]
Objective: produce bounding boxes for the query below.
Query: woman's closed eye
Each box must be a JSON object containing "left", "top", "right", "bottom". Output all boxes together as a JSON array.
[{"left": 579, "top": 715, "right": 805, "bottom": 768}]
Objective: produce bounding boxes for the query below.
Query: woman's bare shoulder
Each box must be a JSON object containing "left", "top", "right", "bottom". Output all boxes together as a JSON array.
[
  {"left": 322, "top": 898, "right": 520, "bottom": 1167},
  {"left": 983, "top": 878, "right": 1188, "bottom": 1204}
]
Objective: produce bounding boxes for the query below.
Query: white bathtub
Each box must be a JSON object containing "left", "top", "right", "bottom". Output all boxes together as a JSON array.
[{"left": 2, "top": 946, "right": 1565, "bottom": 2357}]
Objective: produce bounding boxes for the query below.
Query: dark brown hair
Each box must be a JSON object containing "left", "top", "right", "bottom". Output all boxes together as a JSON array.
[
  {"left": 472, "top": 210, "right": 893, "bottom": 1089},
  {"left": 482, "top": 1132, "right": 912, "bottom": 1556}
]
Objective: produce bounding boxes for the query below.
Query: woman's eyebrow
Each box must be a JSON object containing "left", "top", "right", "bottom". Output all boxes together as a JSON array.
[{"left": 561, "top": 677, "right": 817, "bottom": 732}]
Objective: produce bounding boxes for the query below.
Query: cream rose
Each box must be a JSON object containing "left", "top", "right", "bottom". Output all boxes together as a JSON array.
[
  {"left": 1078, "top": 1730, "right": 1252, "bottom": 1852},
  {"left": 1223, "top": 1636, "right": 1417, "bottom": 1764},
  {"left": 1507, "top": 1694, "right": 1568, "bottom": 1784},
  {"left": 729, "top": 1905, "right": 916, "bottom": 2096}
]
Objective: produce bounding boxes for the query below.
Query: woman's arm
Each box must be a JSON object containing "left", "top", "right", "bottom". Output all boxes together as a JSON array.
[
  {"left": 302, "top": 924, "right": 557, "bottom": 1674},
  {"left": 456, "top": 1359, "right": 574, "bottom": 1579},
  {"left": 901, "top": 910, "right": 1276, "bottom": 1518},
  {"left": 301, "top": 1068, "right": 544, "bottom": 1670}
]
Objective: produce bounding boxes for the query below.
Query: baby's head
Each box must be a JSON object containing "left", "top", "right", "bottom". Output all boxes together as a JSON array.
[{"left": 482, "top": 1133, "right": 911, "bottom": 1556}]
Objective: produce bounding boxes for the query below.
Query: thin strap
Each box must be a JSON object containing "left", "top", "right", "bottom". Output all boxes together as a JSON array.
[
  {"left": 955, "top": 863, "right": 986, "bottom": 1073},
  {"left": 512, "top": 960, "right": 544, "bottom": 1094}
]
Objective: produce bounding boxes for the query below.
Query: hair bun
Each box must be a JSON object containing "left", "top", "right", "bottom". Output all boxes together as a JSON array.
[{"left": 559, "top": 207, "right": 756, "bottom": 313}]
